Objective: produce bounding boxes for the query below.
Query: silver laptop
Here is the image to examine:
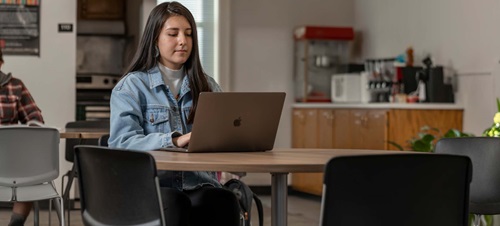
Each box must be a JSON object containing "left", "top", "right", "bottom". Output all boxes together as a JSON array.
[{"left": 161, "top": 92, "right": 285, "bottom": 153}]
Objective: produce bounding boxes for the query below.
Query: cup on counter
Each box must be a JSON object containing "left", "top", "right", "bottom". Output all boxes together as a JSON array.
[{"left": 394, "top": 93, "right": 407, "bottom": 103}]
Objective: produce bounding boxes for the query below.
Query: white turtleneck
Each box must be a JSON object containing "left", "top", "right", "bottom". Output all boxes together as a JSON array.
[{"left": 159, "top": 64, "right": 185, "bottom": 99}]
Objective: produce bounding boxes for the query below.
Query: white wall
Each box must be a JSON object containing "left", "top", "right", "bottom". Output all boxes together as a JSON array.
[
  {"left": 3, "top": 0, "right": 76, "bottom": 193},
  {"left": 354, "top": 0, "right": 500, "bottom": 135},
  {"left": 230, "top": 0, "right": 355, "bottom": 185}
]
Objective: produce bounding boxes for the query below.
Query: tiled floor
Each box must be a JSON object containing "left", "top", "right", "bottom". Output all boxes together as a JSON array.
[{"left": 0, "top": 194, "right": 321, "bottom": 226}]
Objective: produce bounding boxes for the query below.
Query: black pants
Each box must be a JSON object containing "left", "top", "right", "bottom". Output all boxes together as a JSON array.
[{"left": 161, "top": 186, "right": 241, "bottom": 226}]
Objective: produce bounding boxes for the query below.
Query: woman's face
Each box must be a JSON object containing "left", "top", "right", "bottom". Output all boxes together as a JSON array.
[{"left": 157, "top": 15, "right": 193, "bottom": 70}]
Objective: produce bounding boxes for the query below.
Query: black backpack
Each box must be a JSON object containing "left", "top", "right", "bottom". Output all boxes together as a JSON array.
[{"left": 224, "top": 179, "right": 264, "bottom": 226}]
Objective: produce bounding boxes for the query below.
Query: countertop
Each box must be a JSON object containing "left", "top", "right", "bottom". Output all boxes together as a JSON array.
[{"left": 292, "top": 102, "right": 464, "bottom": 110}]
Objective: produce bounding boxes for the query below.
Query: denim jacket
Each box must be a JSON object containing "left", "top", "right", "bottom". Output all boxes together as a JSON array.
[{"left": 109, "top": 65, "right": 222, "bottom": 190}]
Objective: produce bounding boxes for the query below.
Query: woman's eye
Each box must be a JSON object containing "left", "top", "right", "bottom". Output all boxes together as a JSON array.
[
  {"left": 168, "top": 33, "right": 178, "bottom": 37},
  {"left": 186, "top": 33, "right": 192, "bottom": 37}
]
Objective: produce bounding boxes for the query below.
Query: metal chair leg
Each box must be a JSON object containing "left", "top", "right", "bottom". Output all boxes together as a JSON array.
[
  {"left": 33, "top": 201, "right": 39, "bottom": 226},
  {"left": 49, "top": 199, "right": 52, "bottom": 226},
  {"left": 473, "top": 214, "right": 482, "bottom": 226},
  {"left": 60, "top": 197, "right": 65, "bottom": 226},
  {"left": 63, "top": 165, "right": 76, "bottom": 226}
]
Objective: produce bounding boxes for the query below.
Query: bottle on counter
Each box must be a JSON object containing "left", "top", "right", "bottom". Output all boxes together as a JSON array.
[{"left": 406, "top": 47, "right": 414, "bottom": 67}]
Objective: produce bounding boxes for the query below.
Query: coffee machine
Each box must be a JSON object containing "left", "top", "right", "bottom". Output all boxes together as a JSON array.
[{"left": 401, "top": 57, "right": 454, "bottom": 103}]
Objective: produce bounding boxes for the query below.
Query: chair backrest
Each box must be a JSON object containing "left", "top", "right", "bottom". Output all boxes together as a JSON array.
[
  {"left": 65, "top": 120, "right": 109, "bottom": 162},
  {"left": 74, "top": 145, "right": 165, "bottom": 226},
  {"left": 435, "top": 137, "right": 500, "bottom": 215},
  {"left": 0, "top": 125, "right": 60, "bottom": 186},
  {"left": 320, "top": 154, "right": 472, "bottom": 226},
  {"left": 98, "top": 134, "right": 110, "bottom": 147}
]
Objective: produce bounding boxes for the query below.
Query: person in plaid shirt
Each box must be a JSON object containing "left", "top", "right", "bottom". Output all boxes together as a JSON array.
[{"left": 0, "top": 48, "right": 44, "bottom": 226}]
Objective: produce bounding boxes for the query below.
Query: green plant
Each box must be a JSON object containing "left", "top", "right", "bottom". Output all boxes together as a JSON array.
[
  {"left": 388, "top": 126, "right": 474, "bottom": 152},
  {"left": 483, "top": 97, "right": 500, "bottom": 137}
]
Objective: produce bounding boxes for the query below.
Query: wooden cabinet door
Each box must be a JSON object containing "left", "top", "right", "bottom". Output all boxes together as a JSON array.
[
  {"left": 292, "top": 109, "right": 317, "bottom": 148},
  {"left": 387, "top": 109, "right": 463, "bottom": 150},
  {"left": 332, "top": 110, "right": 351, "bottom": 149},
  {"left": 291, "top": 109, "right": 322, "bottom": 195},
  {"left": 364, "top": 110, "right": 388, "bottom": 150},
  {"left": 350, "top": 110, "right": 366, "bottom": 149},
  {"left": 348, "top": 109, "right": 388, "bottom": 150},
  {"left": 318, "top": 109, "right": 334, "bottom": 148}
]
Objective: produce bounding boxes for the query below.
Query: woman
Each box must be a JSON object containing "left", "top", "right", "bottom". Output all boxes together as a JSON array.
[{"left": 109, "top": 2, "right": 240, "bottom": 226}]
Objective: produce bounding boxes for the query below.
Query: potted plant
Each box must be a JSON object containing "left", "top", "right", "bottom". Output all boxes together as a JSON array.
[
  {"left": 388, "top": 126, "right": 473, "bottom": 152},
  {"left": 483, "top": 98, "right": 500, "bottom": 137}
]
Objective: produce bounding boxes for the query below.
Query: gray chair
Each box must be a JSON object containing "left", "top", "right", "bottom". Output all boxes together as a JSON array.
[
  {"left": 74, "top": 145, "right": 165, "bottom": 226},
  {"left": 0, "top": 125, "right": 65, "bottom": 226},
  {"left": 320, "top": 154, "right": 472, "bottom": 226},
  {"left": 435, "top": 137, "right": 500, "bottom": 226}
]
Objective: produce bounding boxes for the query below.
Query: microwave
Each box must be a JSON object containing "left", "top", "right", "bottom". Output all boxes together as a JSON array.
[{"left": 331, "top": 73, "right": 363, "bottom": 102}]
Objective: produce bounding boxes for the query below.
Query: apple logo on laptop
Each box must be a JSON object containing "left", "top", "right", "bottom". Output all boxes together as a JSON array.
[{"left": 233, "top": 117, "right": 242, "bottom": 127}]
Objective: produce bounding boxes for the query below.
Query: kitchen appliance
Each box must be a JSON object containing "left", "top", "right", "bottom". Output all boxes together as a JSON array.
[
  {"left": 76, "top": 35, "right": 128, "bottom": 75},
  {"left": 364, "top": 58, "right": 397, "bottom": 102},
  {"left": 294, "top": 26, "right": 355, "bottom": 102},
  {"left": 331, "top": 73, "right": 363, "bottom": 102},
  {"left": 76, "top": 74, "right": 119, "bottom": 121},
  {"left": 75, "top": 17, "right": 130, "bottom": 121},
  {"left": 401, "top": 66, "right": 454, "bottom": 103}
]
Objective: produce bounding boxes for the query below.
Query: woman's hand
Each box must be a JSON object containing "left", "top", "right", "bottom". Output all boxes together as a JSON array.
[{"left": 173, "top": 132, "right": 191, "bottom": 147}]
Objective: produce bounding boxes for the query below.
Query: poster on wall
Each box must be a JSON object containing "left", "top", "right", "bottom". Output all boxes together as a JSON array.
[{"left": 0, "top": 0, "right": 40, "bottom": 56}]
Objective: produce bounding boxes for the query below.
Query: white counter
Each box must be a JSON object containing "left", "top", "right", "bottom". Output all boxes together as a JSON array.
[{"left": 292, "top": 102, "right": 464, "bottom": 110}]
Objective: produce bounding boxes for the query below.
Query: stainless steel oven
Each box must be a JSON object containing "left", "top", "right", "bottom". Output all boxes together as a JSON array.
[{"left": 76, "top": 74, "right": 119, "bottom": 121}]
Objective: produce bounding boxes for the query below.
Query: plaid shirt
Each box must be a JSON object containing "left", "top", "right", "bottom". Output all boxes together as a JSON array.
[{"left": 0, "top": 76, "right": 44, "bottom": 125}]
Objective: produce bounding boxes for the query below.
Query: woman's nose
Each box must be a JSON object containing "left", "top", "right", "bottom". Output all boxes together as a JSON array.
[{"left": 178, "top": 34, "right": 186, "bottom": 46}]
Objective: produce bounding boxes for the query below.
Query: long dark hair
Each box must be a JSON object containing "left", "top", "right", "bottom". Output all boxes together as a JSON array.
[{"left": 124, "top": 1, "right": 211, "bottom": 124}]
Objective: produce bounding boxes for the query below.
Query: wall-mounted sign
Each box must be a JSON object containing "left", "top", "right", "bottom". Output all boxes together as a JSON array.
[
  {"left": 58, "top": 23, "right": 73, "bottom": 33},
  {"left": 0, "top": 0, "right": 41, "bottom": 56}
]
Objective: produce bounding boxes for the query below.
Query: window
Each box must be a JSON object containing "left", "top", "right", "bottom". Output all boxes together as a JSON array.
[{"left": 157, "top": 0, "right": 219, "bottom": 82}]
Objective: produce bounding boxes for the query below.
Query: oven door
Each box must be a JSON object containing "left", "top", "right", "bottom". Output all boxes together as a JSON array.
[{"left": 76, "top": 90, "right": 111, "bottom": 121}]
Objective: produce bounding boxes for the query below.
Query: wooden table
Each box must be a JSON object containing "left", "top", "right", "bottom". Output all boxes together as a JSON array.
[
  {"left": 59, "top": 128, "right": 108, "bottom": 139},
  {"left": 151, "top": 148, "right": 401, "bottom": 226}
]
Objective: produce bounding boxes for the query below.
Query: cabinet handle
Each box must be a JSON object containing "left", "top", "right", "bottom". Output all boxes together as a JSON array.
[
  {"left": 322, "top": 111, "right": 333, "bottom": 119},
  {"left": 362, "top": 116, "right": 368, "bottom": 126},
  {"left": 294, "top": 112, "right": 305, "bottom": 123},
  {"left": 326, "top": 113, "right": 333, "bottom": 125}
]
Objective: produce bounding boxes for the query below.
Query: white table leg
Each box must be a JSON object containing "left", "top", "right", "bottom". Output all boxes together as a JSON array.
[{"left": 271, "top": 172, "right": 288, "bottom": 226}]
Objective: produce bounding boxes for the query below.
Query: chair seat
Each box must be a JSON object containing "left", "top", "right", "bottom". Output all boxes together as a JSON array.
[
  {"left": 0, "top": 183, "right": 59, "bottom": 202},
  {"left": 0, "top": 186, "right": 11, "bottom": 201}
]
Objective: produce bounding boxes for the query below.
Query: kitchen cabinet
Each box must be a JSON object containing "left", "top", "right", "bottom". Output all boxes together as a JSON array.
[
  {"left": 291, "top": 109, "right": 351, "bottom": 195},
  {"left": 387, "top": 109, "right": 463, "bottom": 150},
  {"left": 78, "top": 0, "right": 125, "bottom": 20},
  {"left": 291, "top": 108, "right": 388, "bottom": 195},
  {"left": 290, "top": 105, "right": 463, "bottom": 196}
]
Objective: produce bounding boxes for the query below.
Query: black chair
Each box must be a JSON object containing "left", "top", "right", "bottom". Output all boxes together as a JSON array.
[
  {"left": 62, "top": 120, "right": 109, "bottom": 225},
  {"left": 435, "top": 137, "right": 500, "bottom": 226},
  {"left": 74, "top": 145, "right": 165, "bottom": 226},
  {"left": 320, "top": 154, "right": 472, "bottom": 226},
  {"left": 98, "top": 134, "right": 110, "bottom": 147}
]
